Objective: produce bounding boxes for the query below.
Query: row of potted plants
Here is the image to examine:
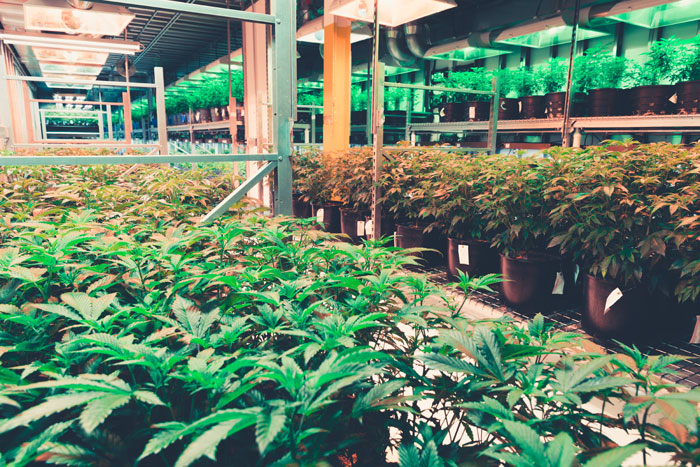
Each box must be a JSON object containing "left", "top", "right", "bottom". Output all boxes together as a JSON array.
[
  {"left": 434, "top": 34, "right": 700, "bottom": 121},
  {"left": 292, "top": 142, "right": 700, "bottom": 343}
]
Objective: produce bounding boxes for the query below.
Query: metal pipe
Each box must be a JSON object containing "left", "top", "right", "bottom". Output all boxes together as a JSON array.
[
  {"left": 561, "top": 0, "right": 581, "bottom": 148},
  {"left": 66, "top": 0, "right": 94, "bottom": 9},
  {"left": 404, "top": 22, "right": 430, "bottom": 58},
  {"left": 386, "top": 28, "right": 415, "bottom": 65}
]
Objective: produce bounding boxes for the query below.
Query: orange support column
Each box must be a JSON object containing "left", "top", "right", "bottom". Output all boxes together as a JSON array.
[
  {"left": 122, "top": 91, "right": 132, "bottom": 144},
  {"left": 322, "top": 17, "right": 352, "bottom": 152}
]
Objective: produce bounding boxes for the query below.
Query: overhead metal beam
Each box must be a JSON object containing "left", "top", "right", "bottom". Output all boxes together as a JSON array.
[
  {"left": 5, "top": 75, "right": 156, "bottom": 89},
  {"left": 201, "top": 161, "right": 278, "bottom": 224},
  {"left": 0, "top": 154, "right": 277, "bottom": 166},
  {"left": 92, "top": 0, "right": 276, "bottom": 24}
]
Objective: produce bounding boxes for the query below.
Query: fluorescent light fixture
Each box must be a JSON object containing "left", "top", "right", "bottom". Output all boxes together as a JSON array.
[
  {"left": 426, "top": 35, "right": 511, "bottom": 61},
  {"left": 606, "top": 0, "right": 700, "bottom": 28},
  {"left": 296, "top": 15, "right": 372, "bottom": 43},
  {"left": 32, "top": 48, "right": 109, "bottom": 65},
  {"left": 40, "top": 62, "right": 102, "bottom": 75},
  {"left": 24, "top": 0, "right": 134, "bottom": 36},
  {"left": 495, "top": 18, "right": 608, "bottom": 48},
  {"left": 0, "top": 31, "right": 141, "bottom": 55},
  {"left": 326, "top": 0, "right": 457, "bottom": 27}
]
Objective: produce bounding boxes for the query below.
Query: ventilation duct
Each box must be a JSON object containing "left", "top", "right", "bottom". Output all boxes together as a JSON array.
[
  {"left": 386, "top": 28, "right": 416, "bottom": 65},
  {"left": 66, "top": 0, "right": 94, "bottom": 10},
  {"left": 405, "top": 22, "right": 431, "bottom": 58}
]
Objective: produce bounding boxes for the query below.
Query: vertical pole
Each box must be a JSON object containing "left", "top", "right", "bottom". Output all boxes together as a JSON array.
[
  {"left": 98, "top": 111, "right": 105, "bottom": 139},
  {"left": 40, "top": 111, "right": 47, "bottom": 140},
  {"left": 371, "top": 14, "right": 385, "bottom": 241},
  {"left": 122, "top": 91, "right": 132, "bottom": 144},
  {"left": 273, "top": 0, "right": 296, "bottom": 216},
  {"left": 0, "top": 44, "right": 14, "bottom": 148},
  {"left": 561, "top": 0, "right": 581, "bottom": 147},
  {"left": 107, "top": 104, "right": 113, "bottom": 140},
  {"left": 322, "top": 17, "right": 352, "bottom": 152},
  {"left": 487, "top": 76, "right": 499, "bottom": 154},
  {"left": 311, "top": 110, "right": 316, "bottom": 145},
  {"left": 154, "top": 67, "right": 169, "bottom": 155},
  {"left": 188, "top": 107, "right": 194, "bottom": 147}
]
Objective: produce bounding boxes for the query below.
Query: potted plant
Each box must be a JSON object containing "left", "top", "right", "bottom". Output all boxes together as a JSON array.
[
  {"left": 575, "top": 44, "right": 629, "bottom": 116},
  {"left": 538, "top": 57, "right": 581, "bottom": 118},
  {"left": 380, "top": 149, "right": 446, "bottom": 265},
  {"left": 493, "top": 68, "right": 519, "bottom": 120},
  {"left": 421, "top": 152, "right": 498, "bottom": 280},
  {"left": 432, "top": 71, "right": 466, "bottom": 122},
  {"left": 476, "top": 153, "right": 558, "bottom": 309},
  {"left": 325, "top": 148, "right": 374, "bottom": 242},
  {"left": 511, "top": 66, "right": 544, "bottom": 119},
  {"left": 629, "top": 37, "right": 683, "bottom": 115},
  {"left": 291, "top": 150, "right": 340, "bottom": 231},
  {"left": 675, "top": 34, "right": 700, "bottom": 114}
]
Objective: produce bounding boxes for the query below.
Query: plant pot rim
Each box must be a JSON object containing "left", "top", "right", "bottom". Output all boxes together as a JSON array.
[
  {"left": 500, "top": 252, "right": 557, "bottom": 264},
  {"left": 339, "top": 206, "right": 369, "bottom": 215},
  {"left": 585, "top": 273, "right": 639, "bottom": 292},
  {"left": 631, "top": 84, "right": 674, "bottom": 90},
  {"left": 448, "top": 236, "right": 489, "bottom": 245}
]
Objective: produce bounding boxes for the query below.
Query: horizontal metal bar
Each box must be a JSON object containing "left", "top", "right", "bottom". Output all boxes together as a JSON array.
[
  {"left": 5, "top": 75, "right": 156, "bottom": 89},
  {"left": 385, "top": 82, "right": 495, "bottom": 96},
  {"left": 92, "top": 0, "right": 276, "bottom": 24},
  {"left": 14, "top": 142, "right": 160, "bottom": 147},
  {"left": 297, "top": 104, "right": 323, "bottom": 109},
  {"left": 383, "top": 146, "right": 489, "bottom": 152},
  {"left": 0, "top": 154, "right": 279, "bottom": 166},
  {"left": 31, "top": 99, "right": 124, "bottom": 106},
  {"left": 201, "top": 161, "right": 278, "bottom": 224}
]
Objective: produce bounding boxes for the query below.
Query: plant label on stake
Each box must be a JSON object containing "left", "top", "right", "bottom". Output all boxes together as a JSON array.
[
  {"left": 689, "top": 316, "right": 700, "bottom": 344},
  {"left": 357, "top": 220, "right": 365, "bottom": 237},
  {"left": 365, "top": 219, "right": 373, "bottom": 238},
  {"left": 552, "top": 272, "right": 565, "bottom": 295},
  {"left": 316, "top": 209, "right": 324, "bottom": 223},
  {"left": 458, "top": 244, "right": 470, "bottom": 265},
  {"left": 604, "top": 288, "right": 623, "bottom": 314},
  {"left": 469, "top": 106, "right": 476, "bottom": 120}
]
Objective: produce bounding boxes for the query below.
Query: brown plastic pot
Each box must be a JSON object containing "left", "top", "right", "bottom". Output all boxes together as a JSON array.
[
  {"left": 340, "top": 208, "right": 368, "bottom": 243},
  {"left": 587, "top": 88, "right": 622, "bottom": 117},
  {"left": 292, "top": 194, "right": 312, "bottom": 218},
  {"left": 500, "top": 254, "right": 557, "bottom": 310},
  {"left": 583, "top": 274, "right": 648, "bottom": 341},
  {"left": 395, "top": 224, "right": 445, "bottom": 267},
  {"left": 499, "top": 98, "right": 519, "bottom": 120},
  {"left": 447, "top": 237, "right": 499, "bottom": 281},
  {"left": 545, "top": 92, "right": 586, "bottom": 118},
  {"left": 210, "top": 107, "right": 222, "bottom": 122},
  {"left": 677, "top": 80, "right": 700, "bottom": 114},
  {"left": 630, "top": 85, "right": 675, "bottom": 115},
  {"left": 519, "top": 96, "right": 545, "bottom": 119},
  {"left": 311, "top": 202, "right": 342, "bottom": 233},
  {"left": 442, "top": 102, "right": 467, "bottom": 122},
  {"left": 465, "top": 101, "right": 490, "bottom": 121}
]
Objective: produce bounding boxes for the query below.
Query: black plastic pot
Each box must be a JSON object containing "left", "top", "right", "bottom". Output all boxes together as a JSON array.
[
  {"left": 630, "top": 85, "right": 675, "bottom": 115},
  {"left": 311, "top": 202, "right": 342, "bottom": 233},
  {"left": 340, "top": 208, "right": 368, "bottom": 243},
  {"left": 465, "top": 101, "right": 491, "bottom": 121},
  {"left": 351, "top": 110, "right": 368, "bottom": 125},
  {"left": 545, "top": 92, "right": 586, "bottom": 118},
  {"left": 442, "top": 102, "right": 467, "bottom": 122},
  {"left": 519, "top": 96, "right": 545, "bottom": 119},
  {"left": 583, "top": 274, "right": 648, "bottom": 341},
  {"left": 500, "top": 254, "right": 557, "bottom": 310},
  {"left": 677, "top": 80, "right": 700, "bottom": 114},
  {"left": 395, "top": 224, "right": 445, "bottom": 267},
  {"left": 292, "top": 194, "right": 312, "bottom": 218},
  {"left": 447, "top": 237, "right": 499, "bottom": 281},
  {"left": 499, "top": 98, "right": 519, "bottom": 120},
  {"left": 587, "top": 88, "right": 622, "bottom": 117}
]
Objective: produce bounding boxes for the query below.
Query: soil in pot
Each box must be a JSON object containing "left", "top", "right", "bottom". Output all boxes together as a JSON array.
[
  {"left": 583, "top": 274, "right": 650, "bottom": 342},
  {"left": 499, "top": 98, "right": 519, "bottom": 120},
  {"left": 587, "top": 88, "right": 622, "bottom": 117},
  {"left": 519, "top": 96, "right": 545, "bottom": 119},
  {"left": 630, "top": 85, "right": 675, "bottom": 115},
  {"left": 395, "top": 224, "right": 445, "bottom": 267},
  {"left": 447, "top": 237, "right": 499, "bottom": 281},
  {"left": 340, "top": 208, "right": 369, "bottom": 243},
  {"left": 311, "top": 202, "right": 342, "bottom": 233},
  {"left": 677, "top": 80, "right": 700, "bottom": 114},
  {"left": 292, "top": 194, "right": 312, "bottom": 218},
  {"left": 442, "top": 102, "right": 467, "bottom": 122},
  {"left": 500, "top": 254, "right": 557, "bottom": 311},
  {"left": 465, "top": 101, "right": 491, "bottom": 122}
]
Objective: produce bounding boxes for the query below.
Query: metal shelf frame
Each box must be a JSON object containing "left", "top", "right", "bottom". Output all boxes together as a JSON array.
[{"left": 0, "top": 0, "right": 296, "bottom": 221}]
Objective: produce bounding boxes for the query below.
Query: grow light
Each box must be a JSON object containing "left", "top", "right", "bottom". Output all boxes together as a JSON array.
[
  {"left": 23, "top": 0, "right": 134, "bottom": 36},
  {"left": 296, "top": 16, "right": 372, "bottom": 43},
  {"left": 426, "top": 45, "right": 510, "bottom": 62},
  {"left": 0, "top": 31, "right": 141, "bottom": 55},
  {"left": 44, "top": 73, "right": 97, "bottom": 89},
  {"left": 495, "top": 21, "right": 608, "bottom": 48},
  {"left": 32, "top": 48, "right": 109, "bottom": 66},
  {"left": 607, "top": 0, "right": 700, "bottom": 29},
  {"left": 39, "top": 62, "right": 103, "bottom": 75},
  {"left": 326, "top": 0, "right": 456, "bottom": 27}
]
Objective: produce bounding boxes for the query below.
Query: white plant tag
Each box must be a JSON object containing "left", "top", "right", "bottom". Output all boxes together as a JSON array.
[
  {"left": 518, "top": 100, "right": 522, "bottom": 112},
  {"left": 356, "top": 221, "right": 365, "bottom": 237},
  {"left": 469, "top": 107, "right": 476, "bottom": 119},
  {"left": 689, "top": 316, "right": 700, "bottom": 344},
  {"left": 364, "top": 219, "right": 373, "bottom": 237},
  {"left": 574, "top": 264, "right": 580, "bottom": 284},
  {"left": 669, "top": 93, "right": 678, "bottom": 104},
  {"left": 552, "top": 272, "right": 565, "bottom": 295},
  {"left": 316, "top": 208, "right": 324, "bottom": 223},
  {"left": 458, "top": 244, "right": 470, "bottom": 265},
  {"left": 393, "top": 232, "right": 398, "bottom": 247},
  {"left": 604, "top": 288, "right": 623, "bottom": 314}
]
